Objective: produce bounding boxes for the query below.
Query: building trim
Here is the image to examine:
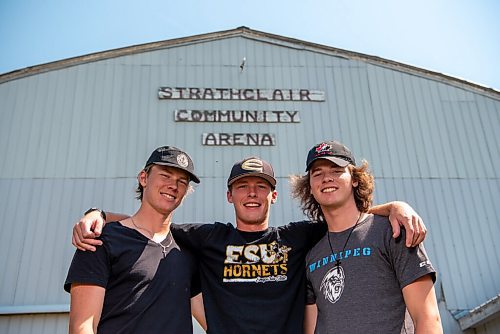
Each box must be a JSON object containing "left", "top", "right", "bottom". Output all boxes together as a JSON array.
[
  {"left": 0, "top": 304, "right": 69, "bottom": 315},
  {"left": 456, "top": 294, "right": 500, "bottom": 330},
  {"left": 1, "top": 26, "right": 499, "bottom": 100}
]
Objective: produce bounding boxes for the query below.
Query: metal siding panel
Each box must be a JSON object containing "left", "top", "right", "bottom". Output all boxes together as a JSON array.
[
  {"left": 427, "top": 80, "right": 463, "bottom": 178},
  {"left": 0, "top": 179, "right": 19, "bottom": 304},
  {"left": 350, "top": 66, "right": 377, "bottom": 166},
  {"left": 438, "top": 301, "right": 464, "bottom": 334},
  {"left": 385, "top": 70, "right": 416, "bottom": 177},
  {"left": 0, "top": 83, "right": 14, "bottom": 173},
  {"left": 366, "top": 65, "right": 397, "bottom": 177},
  {"left": 475, "top": 95, "right": 500, "bottom": 178},
  {"left": 458, "top": 98, "right": 496, "bottom": 177},
  {"left": 393, "top": 71, "right": 423, "bottom": 176},
  {"left": 443, "top": 100, "right": 476, "bottom": 178},
  {"left": 0, "top": 179, "right": 33, "bottom": 305},
  {"left": 442, "top": 178, "right": 479, "bottom": 308},
  {"left": 1, "top": 80, "right": 25, "bottom": 176},
  {"left": 406, "top": 75, "right": 439, "bottom": 177}
]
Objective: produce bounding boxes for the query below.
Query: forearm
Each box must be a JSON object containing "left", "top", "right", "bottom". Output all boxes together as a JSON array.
[
  {"left": 367, "top": 202, "right": 392, "bottom": 216},
  {"left": 304, "top": 304, "right": 317, "bottom": 334},
  {"left": 105, "top": 211, "right": 130, "bottom": 222},
  {"left": 403, "top": 276, "right": 443, "bottom": 334},
  {"left": 191, "top": 293, "right": 207, "bottom": 331},
  {"left": 415, "top": 316, "right": 443, "bottom": 334},
  {"left": 69, "top": 284, "right": 104, "bottom": 334}
]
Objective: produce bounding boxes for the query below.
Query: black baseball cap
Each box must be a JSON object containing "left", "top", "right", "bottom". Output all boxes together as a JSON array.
[
  {"left": 145, "top": 146, "right": 200, "bottom": 183},
  {"left": 227, "top": 157, "right": 276, "bottom": 188},
  {"left": 306, "top": 141, "right": 356, "bottom": 171}
]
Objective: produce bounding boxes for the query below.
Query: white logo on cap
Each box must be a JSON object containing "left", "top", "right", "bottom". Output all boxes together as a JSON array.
[
  {"left": 177, "top": 154, "right": 189, "bottom": 168},
  {"left": 241, "top": 158, "right": 263, "bottom": 172}
]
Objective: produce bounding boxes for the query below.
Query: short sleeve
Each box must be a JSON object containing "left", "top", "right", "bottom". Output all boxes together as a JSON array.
[
  {"left": 64, "top": 240, "right": 110, "bottom": 292},
  {"left": 389, "top": 229, "right": 436, "bottom": 289},
  {"left": 306, "top": 276, "right": 317, "bottom": 305}
]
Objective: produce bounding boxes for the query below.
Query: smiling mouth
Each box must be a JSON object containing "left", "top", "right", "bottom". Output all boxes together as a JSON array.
[
  {"left": 244, "top": 203, "right": 261, "bottom": 207},
  {"left": 161, "top": 192, "right": 176, "bottom": 200},
  {"left": 321, "top": 187, "right": 338, "bottom": 193}
]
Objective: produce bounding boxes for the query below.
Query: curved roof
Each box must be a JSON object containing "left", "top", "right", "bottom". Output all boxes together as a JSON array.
[{"left": 1, "top": 26, "right": 499, "bottom": 100}]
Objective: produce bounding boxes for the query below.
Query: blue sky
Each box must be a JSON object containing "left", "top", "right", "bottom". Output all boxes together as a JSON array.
[{"left": 1, "top": 0, "right": 499, "bottom": 90}]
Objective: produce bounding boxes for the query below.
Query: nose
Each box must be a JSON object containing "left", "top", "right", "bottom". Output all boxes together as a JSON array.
[
  {"left": 322, "top": 172, "right": 334, "bottom": 183},
  {"left": 167, "top": 180, "right": 179, "bottom": 191},
  {"left": 247, "top": 185, "right": 257, "bottom": 197}
]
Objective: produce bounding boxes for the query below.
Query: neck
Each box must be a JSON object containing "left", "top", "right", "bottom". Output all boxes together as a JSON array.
[
  {"left": 235, "top": 218, "right": 269, "bottom": 232},
  {"left": 323, "top": 200, "right": 362, "bottom": 232},
  {"left": 133, "top": 206, "right": 173, "bottom": 235}
]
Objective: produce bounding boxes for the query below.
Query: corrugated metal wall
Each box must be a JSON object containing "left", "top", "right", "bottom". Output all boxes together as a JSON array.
[{"left": 0, "top": 31, "right": 499, "bottom": 333}]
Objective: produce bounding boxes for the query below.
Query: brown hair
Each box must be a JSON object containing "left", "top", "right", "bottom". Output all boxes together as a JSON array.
[
  {"left": 290, "top": 161, "right": 374, "bottom": 222},
  {"left": 135, "top": 165, "right": 153, "bottom": 200}
]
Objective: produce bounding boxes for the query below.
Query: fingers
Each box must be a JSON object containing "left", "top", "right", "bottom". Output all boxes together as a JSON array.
[
  {"left": 71, "top": 211, "right": 105, "bottom": 252},
  {"left": 72, "top": 222, "right": 102, "bottom": 251},
  {"left": 387, "top": 201, "right": 427, "bottom": 247},
  {"left": 80, "top": 211, "right": 104, "bottom": 238},
  {"left": 408, "top": 216, "right": 419, "bottom": 247},
  {"left": 412, "top": 215, "right": 427, "bottom": 246},
  {"left": 93, "top": 219, "right": 104, "bottom": 237},
  {"left": 404, "top": 214, "right": 427, "bottom": 247},
  {"left": 389, "top": 216, "right": 401, "bottom": 239},
  {"left": 402, "top": 215, "right": 415, "bottom": 248}
]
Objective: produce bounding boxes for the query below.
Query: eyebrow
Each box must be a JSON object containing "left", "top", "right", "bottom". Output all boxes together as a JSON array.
[
  {"left": 160, "top": 167, "right": 190, "bottom": 180},
  {"left": 310, "top": 166, "right": 324, "bottom": 173}
]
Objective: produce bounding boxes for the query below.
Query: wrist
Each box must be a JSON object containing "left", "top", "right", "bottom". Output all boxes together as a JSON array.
[{"left": 84, "top": 207, "right": 107, "bottom": 221}]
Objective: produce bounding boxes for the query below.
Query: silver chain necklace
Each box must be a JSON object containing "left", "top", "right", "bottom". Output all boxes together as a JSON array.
[
  {"left": 327, "top": 212, "right": 363, "bottom": 267},
  {"left": 130, "top": 216, "right": 173, "bottom": 257}
]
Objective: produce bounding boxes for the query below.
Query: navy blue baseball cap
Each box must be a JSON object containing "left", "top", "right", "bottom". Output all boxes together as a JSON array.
[{"left": 145, "top": 146, "right": 200, "bottom": 183}]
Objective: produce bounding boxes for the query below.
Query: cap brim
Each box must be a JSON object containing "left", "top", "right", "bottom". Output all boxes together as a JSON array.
[
  {"left": 306, "top": 156, "right": 351, "bottom": 171},
  {"left": 227, "top": 172, "right": 276, "bottom": 187},
  {"left": 148, "top": 162, "right": 200, "bottom": 183}
]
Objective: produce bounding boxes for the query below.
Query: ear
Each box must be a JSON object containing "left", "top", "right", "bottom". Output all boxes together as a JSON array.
[
  {"left": 349, "top": 167, "right": 358, "bottom": 188},
  {"left": 138, "top": 170, "right": 148, "bottom": 188},
  {"left": 227, "top": 189, "right": 233, "bottom": 204},
  {"left": 271, "top": 190, "right": 278, "bottom": 204}
]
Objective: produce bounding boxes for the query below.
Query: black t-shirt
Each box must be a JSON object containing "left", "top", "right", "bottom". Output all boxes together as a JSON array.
[
  {"left": 65, "top": 222, "right": 200, "bottom": 334},
  {"left": 172, "top": 221, "right": 326, "bottom": 334}
]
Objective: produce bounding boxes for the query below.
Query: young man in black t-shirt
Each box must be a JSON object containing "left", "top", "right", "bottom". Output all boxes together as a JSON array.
[
  {"left": 65, "top": 146, "right": 205, "bottom": 333},
  {"left": 73, "top": 156, "right": 426, "bottom": 333}
]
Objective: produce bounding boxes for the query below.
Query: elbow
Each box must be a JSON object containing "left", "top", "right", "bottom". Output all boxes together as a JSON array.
[{"left": 414, "top": 312, "right": 443, "bottom": 334}]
